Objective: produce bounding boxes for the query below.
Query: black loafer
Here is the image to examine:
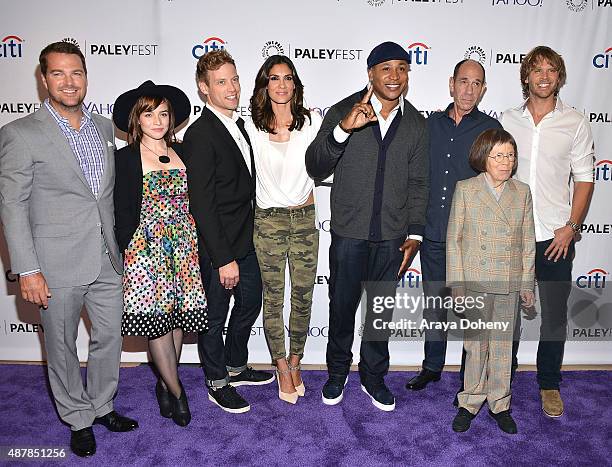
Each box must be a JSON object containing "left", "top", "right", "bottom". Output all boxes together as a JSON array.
[
  {"left": 405, "top": 369, "right": 441, "bottom": 391},
  {"left": 489, "top": 409, "right": 518, "bottom": 434},
  {"left": 94, "top": 411, "right": 139, "bottom": 432},
  {"left": 156, "top": 380, "right": 173, "bottom": 418},
  {"left": 70, "top": 427, "right": 96, "bottom": 457},
  {"left": 452, "top": 408, "right": 475, "bottom": 433}
]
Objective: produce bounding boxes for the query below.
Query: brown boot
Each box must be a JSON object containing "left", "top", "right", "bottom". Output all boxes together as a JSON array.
[{"left": 540, "top": 389, "right": 564, "bottom": 417}]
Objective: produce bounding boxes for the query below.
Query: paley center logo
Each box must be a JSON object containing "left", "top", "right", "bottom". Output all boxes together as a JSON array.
[
  {"left": 61, "top": 37, "right": 80, "bottom": 49},
  {"left": 464, "top": 46, "right": 487, "bottom": 65},
  {"left": 576, "top": 268, "right": 608, "bottom": 289},
  {"left": 407, "top": 42, "right": 430, "bottom": 66},
  {"left": 593, "top": 46, "right": 612, "bottom": 69},
  {"left": 192, "top": 36, "right": 226, "bottom": 59},
  {"left": 262, "top": 40, "right": 285, "bottom": 58},
  {"left": 566, "top": 0, "right": 588, "bottom": 11},
  {"left": 1, "top": 35, "right": 23, "bottom": 58},
  {"left": 589, "top": 111, "right": 611, "bottom": 124},
  {"left": 367, "top": 0, "right": 386, "bottom": 6}
]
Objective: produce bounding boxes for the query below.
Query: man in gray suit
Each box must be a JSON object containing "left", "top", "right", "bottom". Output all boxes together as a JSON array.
[
  {"left": 306, "top": 42, "right": 429, "bottom": 411},
  {"left": 0, "top": 42, "right": 137, "bottom": 457}
]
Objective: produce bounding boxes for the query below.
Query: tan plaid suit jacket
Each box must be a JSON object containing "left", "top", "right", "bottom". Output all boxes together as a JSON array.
[{"left": 446, "top": 172, "right": 535, "bottom": 294}]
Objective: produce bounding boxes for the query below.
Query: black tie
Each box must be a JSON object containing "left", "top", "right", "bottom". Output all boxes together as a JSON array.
[{"left": 235, "top": 117, "right": 254, "bottom": 177}]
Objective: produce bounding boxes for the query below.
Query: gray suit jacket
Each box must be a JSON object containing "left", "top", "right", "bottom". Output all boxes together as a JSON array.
[
  {"left": 306, "top": 89, "right": 429, "bottom": 241},
  {"left": 0, "top": 105, "right": 122, "bottom": 288}
]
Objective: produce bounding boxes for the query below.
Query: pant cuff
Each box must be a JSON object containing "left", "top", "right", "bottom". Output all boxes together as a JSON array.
[
  {"left": 207, "top": 376, "right": 230, "bottom": 388},
  {"left": 226, "top": 364, "right": 247, "bottom": 375}
]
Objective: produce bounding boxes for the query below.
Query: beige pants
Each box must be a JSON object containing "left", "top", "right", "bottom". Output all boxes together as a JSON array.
[{"left": 458, "top": 290, "right": 518, "bottom": 415}]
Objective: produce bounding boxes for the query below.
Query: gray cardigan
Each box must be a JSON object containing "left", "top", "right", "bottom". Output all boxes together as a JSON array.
[{"left": 306, "top": 89, "right": 429, "bottom": 241}]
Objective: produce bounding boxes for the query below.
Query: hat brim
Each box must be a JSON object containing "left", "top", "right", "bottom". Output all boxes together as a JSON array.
[{"left": 112, "top": 81, "right": 191, "bottom": 134}]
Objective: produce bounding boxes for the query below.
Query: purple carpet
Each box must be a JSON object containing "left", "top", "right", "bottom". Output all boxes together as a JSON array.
[{"left": 1, "top": 364, "right": 610, "bottom": 466}]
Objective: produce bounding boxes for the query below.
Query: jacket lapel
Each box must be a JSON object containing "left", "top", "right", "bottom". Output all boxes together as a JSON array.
[
  {"left": 474, "top": 173, "right": 510, "bottom": 225},
  {"left": 91, "top": 114, "right": 114, "bottom": 196},
  {"left": 203, "top": 107, "right": 253, "bottom": 180},
  {"left": 35, "top": 106, "right": 94, "bottom": 198}
]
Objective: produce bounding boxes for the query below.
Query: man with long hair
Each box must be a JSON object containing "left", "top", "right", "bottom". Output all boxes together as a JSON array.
[{"left": 502, "top": 45, "right": 594, "bottom": 418}]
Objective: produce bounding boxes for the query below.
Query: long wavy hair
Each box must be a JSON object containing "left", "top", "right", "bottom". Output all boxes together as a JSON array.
[{"left": 250, "top": 55, "right": 311, "bottom": 134}]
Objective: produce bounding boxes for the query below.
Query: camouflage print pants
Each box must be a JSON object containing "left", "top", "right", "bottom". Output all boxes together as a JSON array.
[{"left": 253, "top": 204, "right": 319, "bottom": 361}]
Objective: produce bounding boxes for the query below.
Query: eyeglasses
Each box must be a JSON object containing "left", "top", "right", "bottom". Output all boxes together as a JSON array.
[{"left": 488, "top": 154, "right": 516, "bottom": 163}]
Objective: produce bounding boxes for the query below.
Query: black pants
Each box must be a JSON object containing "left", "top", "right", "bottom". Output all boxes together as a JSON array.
[
  {"left": 512, "top": 238, "right": 573, "bottom": 390},
  {"left": 326, "top": 232, "right": 403, "bottom": 387},
  {"left": 197, "top": 250, "right": 262, "bottom": 387}
]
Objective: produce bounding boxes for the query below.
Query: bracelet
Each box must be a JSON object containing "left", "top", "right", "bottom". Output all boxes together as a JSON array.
[
  {"left": 338, "top": 120, "right": 353, "bottom": 134},
  {"left": 565, "top": 220, "right": 580, "bottom": 233}
]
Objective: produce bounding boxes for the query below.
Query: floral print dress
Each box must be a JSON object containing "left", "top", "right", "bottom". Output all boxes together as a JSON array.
[{"left": 121, "top": 169, "right": 208, "bottom": 337}]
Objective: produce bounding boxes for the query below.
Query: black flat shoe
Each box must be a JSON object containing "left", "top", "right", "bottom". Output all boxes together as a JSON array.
[
  {"left": 156, "top": 380, "right": 173, "bottom": 418},
  {"left": 94, "top": 411, "right": 139, "bottom": 432},
  {"left": 70, "top": 427, "right": 96, "bottom": 457},
  {"left": 171, "top": 382, "right": 191, "bottom": 427},
  {"left": 405, "top": 369, "right": 441, "bottom": 391},
  {"left": 452, "top": 408, "right": 475, "bottom": 433},
  {"left": 489, "top": 409, "right": 518, "bottom": 434}
]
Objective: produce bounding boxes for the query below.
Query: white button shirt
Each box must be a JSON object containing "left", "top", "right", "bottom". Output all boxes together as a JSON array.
[
  {"left": 206, "top": 104, "right": 252, "bottom": 175},
  {"left": 501, "top": 98, "right": 594, "bottom": 241}
]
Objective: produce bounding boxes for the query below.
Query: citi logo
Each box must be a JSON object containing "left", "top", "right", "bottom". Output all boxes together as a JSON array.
[
  {"left": 595, "top": 160, "right": 612, "bottom": 181},
  {"left": 407, "top": 43, "right": 429, "bottom": 65},
  {"left": 576, "top": 268, "right": 608, "bottom": 289},
  {"left": 192, "top": 36, "right": 226, "bottom": 59},
  {"left": 0, "top": 35, "right": 23, "bottom": 58},
  {"left": 593, "top": 47, "right": 612, "bottom": 68},
  {"left": 398, "top": 268, "right": 421, "bottom": 288}
]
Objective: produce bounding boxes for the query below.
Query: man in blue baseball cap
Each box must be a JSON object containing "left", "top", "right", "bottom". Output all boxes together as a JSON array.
[{"left": 306, "top": 41, "right": 429, "bottom": 411}]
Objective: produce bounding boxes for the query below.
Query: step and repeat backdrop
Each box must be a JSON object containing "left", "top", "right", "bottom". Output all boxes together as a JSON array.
[{"left": 0, "top": 0, "right": 610, "bottom": 365}]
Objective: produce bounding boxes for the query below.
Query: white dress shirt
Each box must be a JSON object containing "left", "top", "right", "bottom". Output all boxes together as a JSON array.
[
  {"left": 501, "top": 98, "right": 594, "bottom": 241},
  {"left": 332, "top": 91, "right": 420, "bottom": 242},
  {"left": 206, "top": 104, "right": 252, "bottom": 175}
]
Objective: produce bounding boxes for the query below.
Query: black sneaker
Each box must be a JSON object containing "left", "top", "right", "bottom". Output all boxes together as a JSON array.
[
  {"left": 322, "top": 375, "right": 347, "bottom": 405},
  {"left": 229, "top": 367, "right": 275, "bottom": 386},
  {"left": 361, "top": 382, "right": 395, "bottom": 412},
  {"left": 452, "top": 408, "right": 475, "bottom": 433},
  {"left": 489, "top": 409, "right": 518, "bottom": 434},
  {"left": 208, "top": 385, "right": 250, "bottom": 413}
]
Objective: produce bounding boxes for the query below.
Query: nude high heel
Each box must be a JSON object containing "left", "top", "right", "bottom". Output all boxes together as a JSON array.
[
  {"left": 276, "top": 368, "right": 298, "bottom": 404},
  {"left": 288, "top": 361, "right": 305, "bottom": 397}
]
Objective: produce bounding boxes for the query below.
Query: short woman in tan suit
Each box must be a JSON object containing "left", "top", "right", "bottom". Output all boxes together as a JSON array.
[{"left": 446, "top": 128, "right": 535, "bottom": 434}]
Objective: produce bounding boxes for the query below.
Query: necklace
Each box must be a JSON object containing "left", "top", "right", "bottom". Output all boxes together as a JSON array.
[{"left": 141, "top": 141, "right": 170, "bottom": 163}]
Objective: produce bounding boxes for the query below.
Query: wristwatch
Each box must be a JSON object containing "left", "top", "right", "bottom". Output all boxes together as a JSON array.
[{"left": 565, "top": 220, "right": 580, "bottom": 233}]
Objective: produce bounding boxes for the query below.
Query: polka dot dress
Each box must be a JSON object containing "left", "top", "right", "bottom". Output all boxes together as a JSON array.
[{"left": 121, "top": 169, "right": 208, "bottom": 338}]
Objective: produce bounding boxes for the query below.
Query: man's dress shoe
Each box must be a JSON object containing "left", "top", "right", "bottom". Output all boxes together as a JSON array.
[{"left": 94, "top": 411, "right": 139, "bottom": 432}]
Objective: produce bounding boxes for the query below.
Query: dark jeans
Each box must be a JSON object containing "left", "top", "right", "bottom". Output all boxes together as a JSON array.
[
  {"left": 326, "top": 232, "right": 403, "bottom": 387},
  {"left": 420, "top": 238, "right": 449, "bottom": 373},
  {"left": 197, "top": 250, "right": 263, "bottom": 387},
  {"left": 513, "top": 238, "right": 573, "bottom": 390}
]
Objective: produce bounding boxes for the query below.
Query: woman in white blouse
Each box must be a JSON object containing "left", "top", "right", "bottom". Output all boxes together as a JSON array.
[{"left": 246, "top": 55, "right": 322, "bottom": 404}]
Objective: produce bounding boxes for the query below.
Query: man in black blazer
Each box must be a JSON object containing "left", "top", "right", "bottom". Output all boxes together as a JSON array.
[{"left": 183, "top": 50, "right": 273, "bottom": 413}]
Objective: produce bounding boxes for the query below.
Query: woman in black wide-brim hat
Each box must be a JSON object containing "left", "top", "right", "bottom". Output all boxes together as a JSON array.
[{"left": 113, "top": 81, "right": 207, "bottom": 427}]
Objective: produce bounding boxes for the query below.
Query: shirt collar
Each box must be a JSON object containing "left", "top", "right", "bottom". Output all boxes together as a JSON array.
[
  {"left": 442, "top": 102, "right": 481, "bottom": 121},
  {"left": 206, "top": 103, "right": 239, "bottom": 124},
  {"left": 44, "top": 99, "right": 91, "bottom": 128},
  {"left": 369, "top": 91, "right": 404, "bottom": 118},
  {"left": 518, "top": 96, "right": 564, "bottom": 117}
]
